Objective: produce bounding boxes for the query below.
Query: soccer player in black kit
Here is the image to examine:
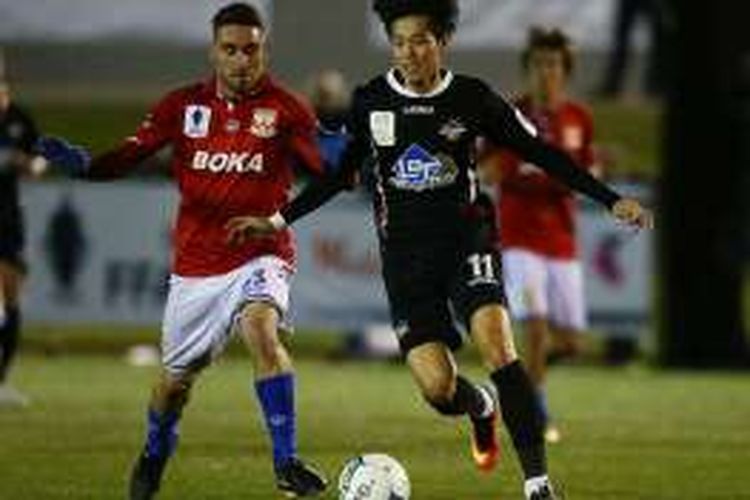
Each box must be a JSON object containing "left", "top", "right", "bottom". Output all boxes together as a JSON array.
[
  {"left": 231, "top": 1, "right": 652, "bottom": 498},
  {"left": 0, "top": 77, "right": 45, "bottom": 407}
]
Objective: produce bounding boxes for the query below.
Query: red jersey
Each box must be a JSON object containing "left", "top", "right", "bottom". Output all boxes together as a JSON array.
[
  {"left": 494, "top": 96, "right": 595, "bottom": 259},
  {"left": 90, "top": 76, "right": 322, "bottom": 276}
]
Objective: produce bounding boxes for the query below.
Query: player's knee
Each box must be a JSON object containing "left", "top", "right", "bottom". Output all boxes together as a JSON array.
[{"left": 159, "top": 376, "right": 194, "bottom": 408}]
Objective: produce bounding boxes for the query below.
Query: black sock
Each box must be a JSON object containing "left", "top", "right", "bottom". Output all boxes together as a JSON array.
[
  {"left": 490, "top": 360, "right": 547, "bottom": 478},
  {"left": 428, "top": 375, "right": 488, "bottom": 417},
  {"left": 0, "top": 307, "right": 20, "bottom": 383}
]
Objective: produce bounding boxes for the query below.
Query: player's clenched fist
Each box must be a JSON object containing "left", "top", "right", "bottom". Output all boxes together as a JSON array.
[{"left": 611, "top": 198, "right": 654, "bottom": 230}]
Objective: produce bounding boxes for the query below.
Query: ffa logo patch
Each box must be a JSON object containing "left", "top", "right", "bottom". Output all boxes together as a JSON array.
[
  {"left": 562, "top": 126, "right": 583, "bottom": 150},
  {"left": 183, "top": 105, "right": 212, "bottom": 138},
  {"left": 369, "top": 111, "right": 396, "bottom": 147},
  {"left": 249, "top": 108, "right": 278, "bottom": 138},
  {"left": 438, "top": 118, "right": 467, "bottom": 142}
]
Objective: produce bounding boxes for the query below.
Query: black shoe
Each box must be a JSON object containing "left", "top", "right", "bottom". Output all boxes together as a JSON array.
[
  {"left": 275, "top": 457, "right": 328, "bottom": 498},
  {"left": 129, "top": 452, "right": 168, "bottom": 500}
]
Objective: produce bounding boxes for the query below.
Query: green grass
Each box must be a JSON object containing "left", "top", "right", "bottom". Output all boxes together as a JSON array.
[{"left": 1, "top": 355, "right": 748, "bottom": 499}]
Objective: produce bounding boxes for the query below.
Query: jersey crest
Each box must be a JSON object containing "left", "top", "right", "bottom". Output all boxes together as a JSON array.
[
  {"left": 389, "top": 144, "right": 458, "bottom": 191},
  {"left": 249, "top": 108, "right": 278, "bottom": 138}
]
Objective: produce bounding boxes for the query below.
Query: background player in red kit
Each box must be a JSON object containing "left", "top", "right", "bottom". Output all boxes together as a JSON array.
[
  {"left": 484, "top": 28, "right": 599, "bottom": 444},
  {"left": 38, "top": 4, "right": 327, "bottom": 498}
]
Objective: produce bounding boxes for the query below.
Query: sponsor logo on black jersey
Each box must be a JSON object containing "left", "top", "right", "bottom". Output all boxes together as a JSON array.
[
  {"left": 390, "top": 144, "right": 458, "bottom": 191},
  {"left": 402, "top": 104, "right": 435, "bottom": 115}
]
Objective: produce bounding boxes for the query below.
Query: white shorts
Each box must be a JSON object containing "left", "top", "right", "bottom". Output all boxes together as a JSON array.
[
  {"left": 161, "top": 255, "right": 293, "bottom": 375},
  {"left": 502, "top": 248, "right": 587, "bottom": 331}
]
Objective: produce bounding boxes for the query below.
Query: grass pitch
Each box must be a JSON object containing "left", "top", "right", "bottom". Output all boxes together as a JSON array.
[{"left": 1, "top": 354, "right": 748, "bottom": 499}]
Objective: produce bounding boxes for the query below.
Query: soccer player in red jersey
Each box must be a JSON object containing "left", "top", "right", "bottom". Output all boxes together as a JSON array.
[
  {"left": 484, "top": 28, "right": 600, "bottom": 444},
  {"left": 38, "top": 4, "right": 327, "bottom": 498}
]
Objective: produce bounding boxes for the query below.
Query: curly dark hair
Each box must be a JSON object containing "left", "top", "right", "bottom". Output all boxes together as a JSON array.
[
  {"left": 521, "top": 26, "right": 575, "bottom": 75},
  {"left": 372, "top": 0, "right": 459, "bottom": 40}
]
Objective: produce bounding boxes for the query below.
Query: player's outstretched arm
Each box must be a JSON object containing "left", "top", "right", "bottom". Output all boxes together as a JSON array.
[
  {"left": 37, "top": 92, "right": 180, "bottom": 181},
  {"left": 224, "top": 162, "right": 356, "bottom": 245},
  {"left": 36, "top": 136, "right": 91, "bottom": 177},
  {"left": 520, "top": 140, "right": 652, "bottom": 229},
  {"left": 482, "top": 88, "right": 653, "bottom": 230},
  {"left": 38, "top": 134, "right": 168, "bottom": 181},
  {"left": 225, "top": 87, "right": 371, "bottom": 245}
]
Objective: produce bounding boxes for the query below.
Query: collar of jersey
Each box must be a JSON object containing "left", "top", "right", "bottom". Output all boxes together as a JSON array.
[
  {"left": 386, "top": 68, "right": 454, "bottom": 99},
  {"left": 206, "top": 74, "right": 272, "bottom": 103}
]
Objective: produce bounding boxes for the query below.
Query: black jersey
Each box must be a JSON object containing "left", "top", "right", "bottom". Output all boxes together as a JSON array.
[
  {"left": 282, "top": 69, "right": 620, "bottom": 250},
  {"left": 0, "top": 104, "right": 38, "bottom": 221}
]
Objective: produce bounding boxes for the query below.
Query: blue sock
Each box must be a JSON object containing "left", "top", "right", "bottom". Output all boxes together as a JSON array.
[
  {"left": 255, "top": 373, "right": 296, "bottom": 469},
  {"left": 144, "top": 408, "right": 180, "bottom": 460}
]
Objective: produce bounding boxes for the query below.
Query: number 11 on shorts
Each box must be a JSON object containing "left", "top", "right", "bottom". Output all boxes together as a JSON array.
[{"left": 468, "top": 253, "right": 495, "bottom": 282}]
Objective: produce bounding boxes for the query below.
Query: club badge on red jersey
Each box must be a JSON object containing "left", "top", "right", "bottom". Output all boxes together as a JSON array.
[
  {"left": 183, "top": 105, "right": 212, "bottom": 138},
  {"left": 249, "top": 108, "right": 278, "bottom": 138}
]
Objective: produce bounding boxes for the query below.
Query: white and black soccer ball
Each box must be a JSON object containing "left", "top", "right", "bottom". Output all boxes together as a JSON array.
[{"left": 338, "top": 453, "right": 411, "bottom": 500}]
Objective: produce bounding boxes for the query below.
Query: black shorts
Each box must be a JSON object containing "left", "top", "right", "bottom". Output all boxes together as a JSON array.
[{"left": 381, "top": 226, "right": 507, "bottom": 354}]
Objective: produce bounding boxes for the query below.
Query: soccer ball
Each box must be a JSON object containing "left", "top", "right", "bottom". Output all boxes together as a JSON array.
[{"left": 338, "top": 453, "right": 411, "bottom": 500}]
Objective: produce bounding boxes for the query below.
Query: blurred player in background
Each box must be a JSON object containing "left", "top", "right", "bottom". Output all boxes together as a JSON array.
[
  {"left": 0, "top": 61, "right": 47, "bottom": 407},
  {"left": 307, "top": 69, "right": 350, "bottom": 174},
  {"left": 231, "top": 1, "right": 652, "bottom": 498},
  {"left": 37, "top": 3, "right": 327, "bottom": 498},
  {"left": 483, "top": 27, "right": 600, "bottom": 444}
]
